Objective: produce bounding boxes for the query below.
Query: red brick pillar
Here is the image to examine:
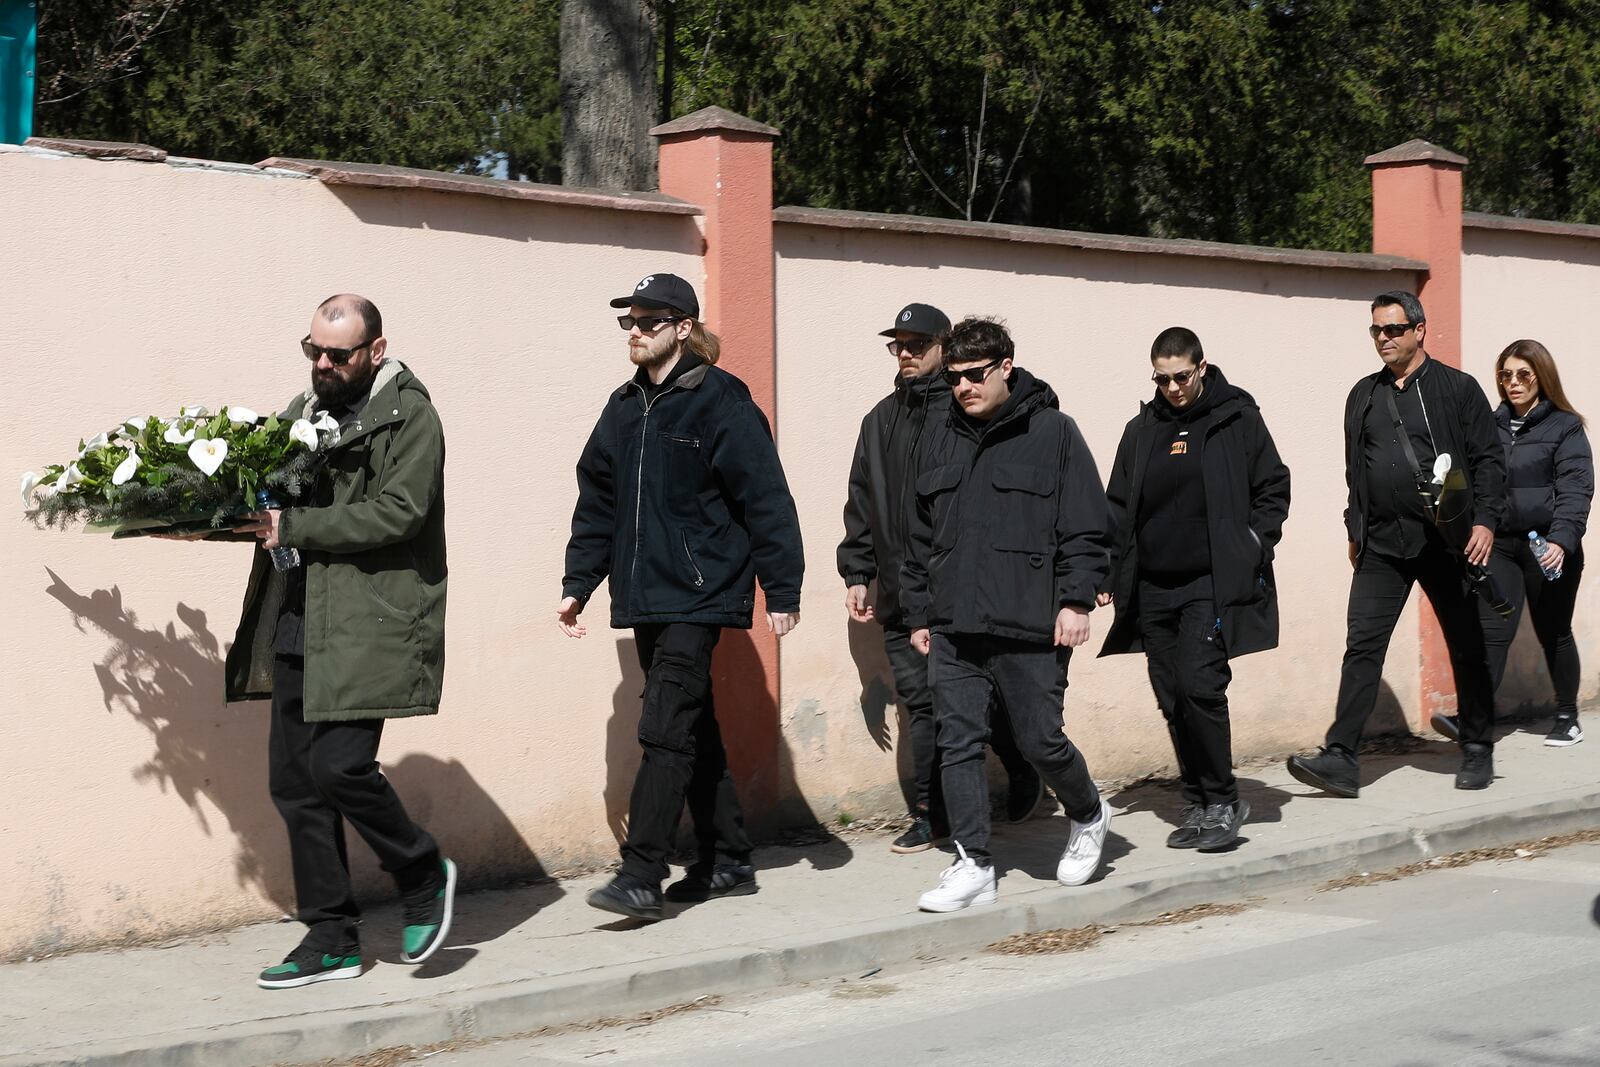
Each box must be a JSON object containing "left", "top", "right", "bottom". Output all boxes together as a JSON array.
[
  {"left": 1365, "top": 139, "right": 1469, "bottom": 730},
  {"left": 651, "top": 107, "right": 785, "bottom": 821}
]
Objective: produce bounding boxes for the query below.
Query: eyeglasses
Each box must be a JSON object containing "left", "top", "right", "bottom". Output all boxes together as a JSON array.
[
  {"left": 617, "top": 314, "right": 683, "bottom": 333},
  {"left": 1496, "top": 367, "right": 1537, "bottom": 385},
  {"left": 1152, "top": 365, "right": 1202, "bottom": 388},
  {"left": 942, "top": 358, "right": 1004, "bottom": 386},
  {"left": 301, "top": 335, "right": 373, "bottom": 364},
  {"left": 886, "top": 337, "right": 935, "bottom": 357},
  {"left": 1369, "top": 322, "right": 1417, "bottom": 340}
]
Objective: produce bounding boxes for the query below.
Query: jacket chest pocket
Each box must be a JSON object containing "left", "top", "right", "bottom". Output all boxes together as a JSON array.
[
  {"left": 655, "top": 432, "right": 707, "bottom": 521},
  {"left": 990, "top": 463, "right": 1057, "bottom": 542},
  {"left": 915, "top": 463, "right": 965, "bottom": 551}
]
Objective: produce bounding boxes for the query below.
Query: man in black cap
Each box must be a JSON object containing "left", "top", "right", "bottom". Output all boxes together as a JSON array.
[
  {"left": 560, "top": 272, "right": 805, "bottom": 921},
  {"left": 840, "top": 303, "right": 1042, "bottom": 855}
]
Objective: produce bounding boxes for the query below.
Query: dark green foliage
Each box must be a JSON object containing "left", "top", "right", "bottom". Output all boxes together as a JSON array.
[{"left": 35, "top": 1, "right": 1600, "bottom": 250}]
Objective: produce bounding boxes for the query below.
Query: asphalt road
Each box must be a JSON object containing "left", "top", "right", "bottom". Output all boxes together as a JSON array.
[{"left": 418, "top": 842, "right": 1600, "bottom": 1067}]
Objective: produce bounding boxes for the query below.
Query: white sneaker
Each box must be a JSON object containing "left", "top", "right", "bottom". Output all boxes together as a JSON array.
[
  {"left": 917, "top": 842, "right": 997, "bottom": 912},
  {"left": 1057, "top": 798, "right": 1111, "bottom": 886}
]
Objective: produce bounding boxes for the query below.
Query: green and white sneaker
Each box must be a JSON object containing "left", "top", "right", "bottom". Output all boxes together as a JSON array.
[
  {"left": 400, "top": 857, "right": 457, "bottom": 964},
  {"left": 257, "top": 943, "right": 362, "bottom": 990}
]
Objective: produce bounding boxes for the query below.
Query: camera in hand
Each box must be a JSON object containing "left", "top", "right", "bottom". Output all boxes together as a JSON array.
[{"left": 1466, "top": 562, "right": 1514, "bottom": 618}]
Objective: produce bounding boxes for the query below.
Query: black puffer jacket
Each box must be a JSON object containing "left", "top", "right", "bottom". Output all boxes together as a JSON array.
[
  {"left": 563, "top": 357, "right": 804, "bottom": 628},
  {"left": 1495, "top": 399, "right": 1593, "bottom": 554},
  {"left": 1098, "top": 366, "right": 1291, "bottom": 659},
  {"left": 837, "top": 370, "right": 950, "bottom": 626},
  {"left": 901, "top": 368, "right": 1111, "bottom": 643}
]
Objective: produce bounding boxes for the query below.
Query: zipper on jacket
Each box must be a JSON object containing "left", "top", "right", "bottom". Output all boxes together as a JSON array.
[
  {"left": 628, "top": 386, "right": 679, "bottom": 612},
  {"left": 681, "top": 531, "right": 706, "bottom": 587}
]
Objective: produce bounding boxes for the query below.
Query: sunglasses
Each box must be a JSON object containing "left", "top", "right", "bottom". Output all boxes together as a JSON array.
[
  {"left": 1496, "top": 367, "right": 1537, "bottom": 385},
  {"left": 1369, "top": 322, "right": 1417, "bottom": 340},
  {"left": 301, "top": 335, "right": 373, "bottom": 364},
  {"left": 943, "top": 358, "right": 1004, "bottom": 386},
  {"left": 1152, "top": 365, "right": 1202, "bottom": 388},
  {"left": 617, "top": 314, "right": 683, "bottom": 333},
  {"left": 886, "top": 337, "right": 935, "bottom": 357}
]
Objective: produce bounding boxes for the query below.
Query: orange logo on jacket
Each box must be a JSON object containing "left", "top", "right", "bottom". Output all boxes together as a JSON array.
[{"left": 1169, "top": 441, "right": 1188, "bottom": 455}]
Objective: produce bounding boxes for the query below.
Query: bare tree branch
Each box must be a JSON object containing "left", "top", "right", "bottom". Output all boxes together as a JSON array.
[
  {"left": 902, "top": 129, "right": 965, "bottom": 216},
  {"left": 967, "top": 68, "right": 988, "bottom": 221},
  {"left": 685, "top": 0, "right": 723, "bottom": 112},
  {"left": 987, "top": 78, "right": 1045, "bottom": 223},
  {"left": 36, "top": 1, "right": 189, "bottom": 107}
]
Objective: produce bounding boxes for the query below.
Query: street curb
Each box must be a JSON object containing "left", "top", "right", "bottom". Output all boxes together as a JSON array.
[{"left": 10, "top": 786, "right": 1600, "bottom": 1067}]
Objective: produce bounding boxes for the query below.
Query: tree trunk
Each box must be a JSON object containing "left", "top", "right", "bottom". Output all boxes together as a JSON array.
[{"left": 560, "top": 0, "right": 657, "bottom": 190}]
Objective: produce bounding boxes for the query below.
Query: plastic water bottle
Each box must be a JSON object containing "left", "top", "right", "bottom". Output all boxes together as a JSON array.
[
  {"left": 256, "top": 490, "right": 301, "bottom": 571},
  {"left": 1528, "top": 531, "right": 1561, "bottom": 581}
]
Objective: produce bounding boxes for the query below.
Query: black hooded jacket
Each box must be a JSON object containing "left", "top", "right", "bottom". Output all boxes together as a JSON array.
[
  {"left": 1495, "top": 398, "right": 1592, "bottom": 554},
  {"left": 1099, "top": 366, "right": 1291, "bottom": 659},
  {"left": 900, "top": 368, "right": 1112, "bottom": 643},
  {"left": 563, "top": 356, "right": 804, "bottom": 628},
  {"left": 837, "top": 370, "right": 951, "bottom": 627}
]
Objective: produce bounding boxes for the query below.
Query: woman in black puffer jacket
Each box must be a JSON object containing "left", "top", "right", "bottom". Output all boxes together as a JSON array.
[{"left": 1474, "top": 340, "right": 1592, "bottom": 746}]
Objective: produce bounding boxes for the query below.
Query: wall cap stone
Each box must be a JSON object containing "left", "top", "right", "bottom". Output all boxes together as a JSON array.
[
  {"left": 24, "top": 137, "right": 168, "bottom": 162},
  {"left": 256, "top": 157, "right": 703, "bottom": 215},
  {"left": 650, "top": 106, "right": 780, "bottom": 140},
  {"left": 774, "top": 205, "right": 1429, "bottom": 273},
  {"left": 1464, "top": 211, "right": 1600, "bottom": 243},
  {"left": 1364, "top": 139, "right": 1468, "bottom": 168}
]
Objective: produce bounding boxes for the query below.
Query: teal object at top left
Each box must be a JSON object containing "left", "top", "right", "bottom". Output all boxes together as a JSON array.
[{"left": 1, "top": 0, "right": 37, "bottom": 144}]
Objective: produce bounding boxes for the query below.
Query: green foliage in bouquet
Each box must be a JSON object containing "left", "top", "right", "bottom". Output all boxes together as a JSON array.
[{"left": 21, "top": 405, "right": 336, "bottom": 533}]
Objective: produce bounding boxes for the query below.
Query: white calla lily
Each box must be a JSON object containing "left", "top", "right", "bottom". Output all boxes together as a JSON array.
[
  {"left": 57, "top": 464, "right": 84, "bottom": 493},
  {"left": 125, "top": 416, "right": 149, "bottom": 431},
  {"left": 79, "top": 432, "right": 110, "bottom": 456},
  {"left": 180, "top": 404, "right": 208, "bottom": 418},
  {"left": 225, "top": 405, "right": 259, "bottom": 426},
  {"left": 289, "top": 419, "right": 319, "bottom": 450},
  {"left": 188, "top": 438, "right": 228, "bottom": 477},
  {"left": 112, "top": 449, "right": 141, "bottom": 486},
  {"left": 163, "top": 423, "right": 196, "bottom": 445},
  {"left": 313, "top": 410, "right": 338, "bottom": 431},
  {"left": 21, "top": 470, "right": 39, "bottom": 509}
]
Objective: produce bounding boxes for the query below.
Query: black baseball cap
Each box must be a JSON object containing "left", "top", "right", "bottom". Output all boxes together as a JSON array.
[
  {"left": 610, "top": 273, "right": 700, "bottom": 319},
  {"left": 879, "top": 303, "right": 951, "bottom": 338}
]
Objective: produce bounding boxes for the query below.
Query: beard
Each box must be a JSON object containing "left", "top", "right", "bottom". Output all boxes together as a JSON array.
[
  {"left": 313, "top": 364, "right": 379, "bottom": 410},
  {"left": 629, "top": 335, "right": 678, "bottom": 368}
]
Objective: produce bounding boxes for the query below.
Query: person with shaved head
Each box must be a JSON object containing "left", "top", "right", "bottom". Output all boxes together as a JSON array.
[{"left": 179, "top": 294, "right": 457, "bottom": 988}]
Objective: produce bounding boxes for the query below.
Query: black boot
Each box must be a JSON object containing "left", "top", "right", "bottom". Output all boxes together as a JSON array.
[
  {"left": 1287, "top": 746, "right": 1359, "bottom": 798},
  {"left": 1455, "top": 743, "right": 1494, "bottom": 790}
]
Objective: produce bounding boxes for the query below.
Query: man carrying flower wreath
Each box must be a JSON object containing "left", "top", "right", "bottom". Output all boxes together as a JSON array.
[{"left": 175, "top": 294, "right": 456, "bottom": 988}]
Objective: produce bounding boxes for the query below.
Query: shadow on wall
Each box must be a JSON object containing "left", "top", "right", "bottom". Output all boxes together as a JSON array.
[
  {"left": 846, "top": 606, "right": 916, "bottom": 811},
  {"left": 602, "top": 628, "right": 853, "bottom": 874},
  {"left": 44, "top": 569, "right": 554, "bottom": 927}
]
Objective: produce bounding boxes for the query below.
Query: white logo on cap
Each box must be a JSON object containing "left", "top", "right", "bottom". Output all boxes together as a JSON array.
[
  {"left": 901, "top": 310, "right": 912, "bottom": 322},
  {"left": 637, "top": 276, "right": 655, "bottom": 291}
]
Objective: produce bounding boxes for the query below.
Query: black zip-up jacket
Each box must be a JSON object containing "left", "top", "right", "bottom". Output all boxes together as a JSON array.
[
  {"left": 1099, "top": 366, "right": 1291, "bottom": 659},
  {"left": 837, "top": 370, "right": 951, "bottom": 627},
  {"left": 1344, "top": 355, "right": 1505, "bottom": 555},
  {"left": 563, "top": 357, "right": 804, "bottom": 628},
  {"left": 1495, "top": 398, "right": 1593, "bottom": 554},
  {"left": 901, "top": 368, "right": 1111, "bottom": 643}
]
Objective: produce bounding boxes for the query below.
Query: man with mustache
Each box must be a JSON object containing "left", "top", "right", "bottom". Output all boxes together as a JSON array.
[{"left": 561, "top": 273, "right": 804, "bottom": 921}]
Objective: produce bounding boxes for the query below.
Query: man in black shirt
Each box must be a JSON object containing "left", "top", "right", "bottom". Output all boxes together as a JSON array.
[{"left": 1289, "top": 292, "right": 1505, "bottom": 797}]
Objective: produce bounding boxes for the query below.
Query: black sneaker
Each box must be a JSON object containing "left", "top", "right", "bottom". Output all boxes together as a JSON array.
[
  {"left": 257, "top": 941, "right": 362, "bottom": 990},
  {"left": 891, "top": 816, "right": 936, "bottom": 854},
  {"left": 1545, "top": 715, "right": 1583, "bottom": 747},
  {"left": 664, "top": 863, "right": 758, "bottom": 902},
  {"left": 399, "top": 857, "right": 457, "bottom": 964},
  {"left": 587, "top": 875, "right": 664, "bottom": 921},
  {"left": 1287, "top": 747, "right": 1359, "bottom": 798},
  {"left": 1196, "top": 799, "right": 1250, "bottom": 852},
  {"left": 1430, "top": 712, "right": 1461, "bottom": 742},
  {"left": 1165, "top": 804, "right": 1205, "bottom": 849},
  {"left": 1005, "top": 765, "right": 1045, "bottom": 823},
  {"left": 1456, "top": 744, "right": 1493, "bottom": 790}
]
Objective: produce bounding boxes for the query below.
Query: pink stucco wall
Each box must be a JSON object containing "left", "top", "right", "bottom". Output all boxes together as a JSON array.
[{"left": 1463, "top": 225, "right": 1600, "bottom": 713}]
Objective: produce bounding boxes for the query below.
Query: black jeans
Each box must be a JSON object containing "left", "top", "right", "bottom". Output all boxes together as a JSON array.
[
  {"left": 1329, "top": 537, "right": 1496, "bottom": 752},
  {"left": 1480, "top": 539, "right": 1585, "bottom": 716},
  {"left": 883, "top": 626, "right": 1032, "bottom": 820},
  {"left": 930, "top": 633, "right": 1101, "bottom": 864},
  {"left": 619, "top": 623, "right": 753, "bottom": 887},
  {"left": 269, "top": 654, "right": 440, "bottom": 950},
  {"left": 1138, "top": 575, "right": 1236, "bottom": 807}
]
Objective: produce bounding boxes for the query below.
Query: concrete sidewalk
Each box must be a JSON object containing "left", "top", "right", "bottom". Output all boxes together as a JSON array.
[{"left": 5, "top": 727, "right": 1599, "bottom": 1067}]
